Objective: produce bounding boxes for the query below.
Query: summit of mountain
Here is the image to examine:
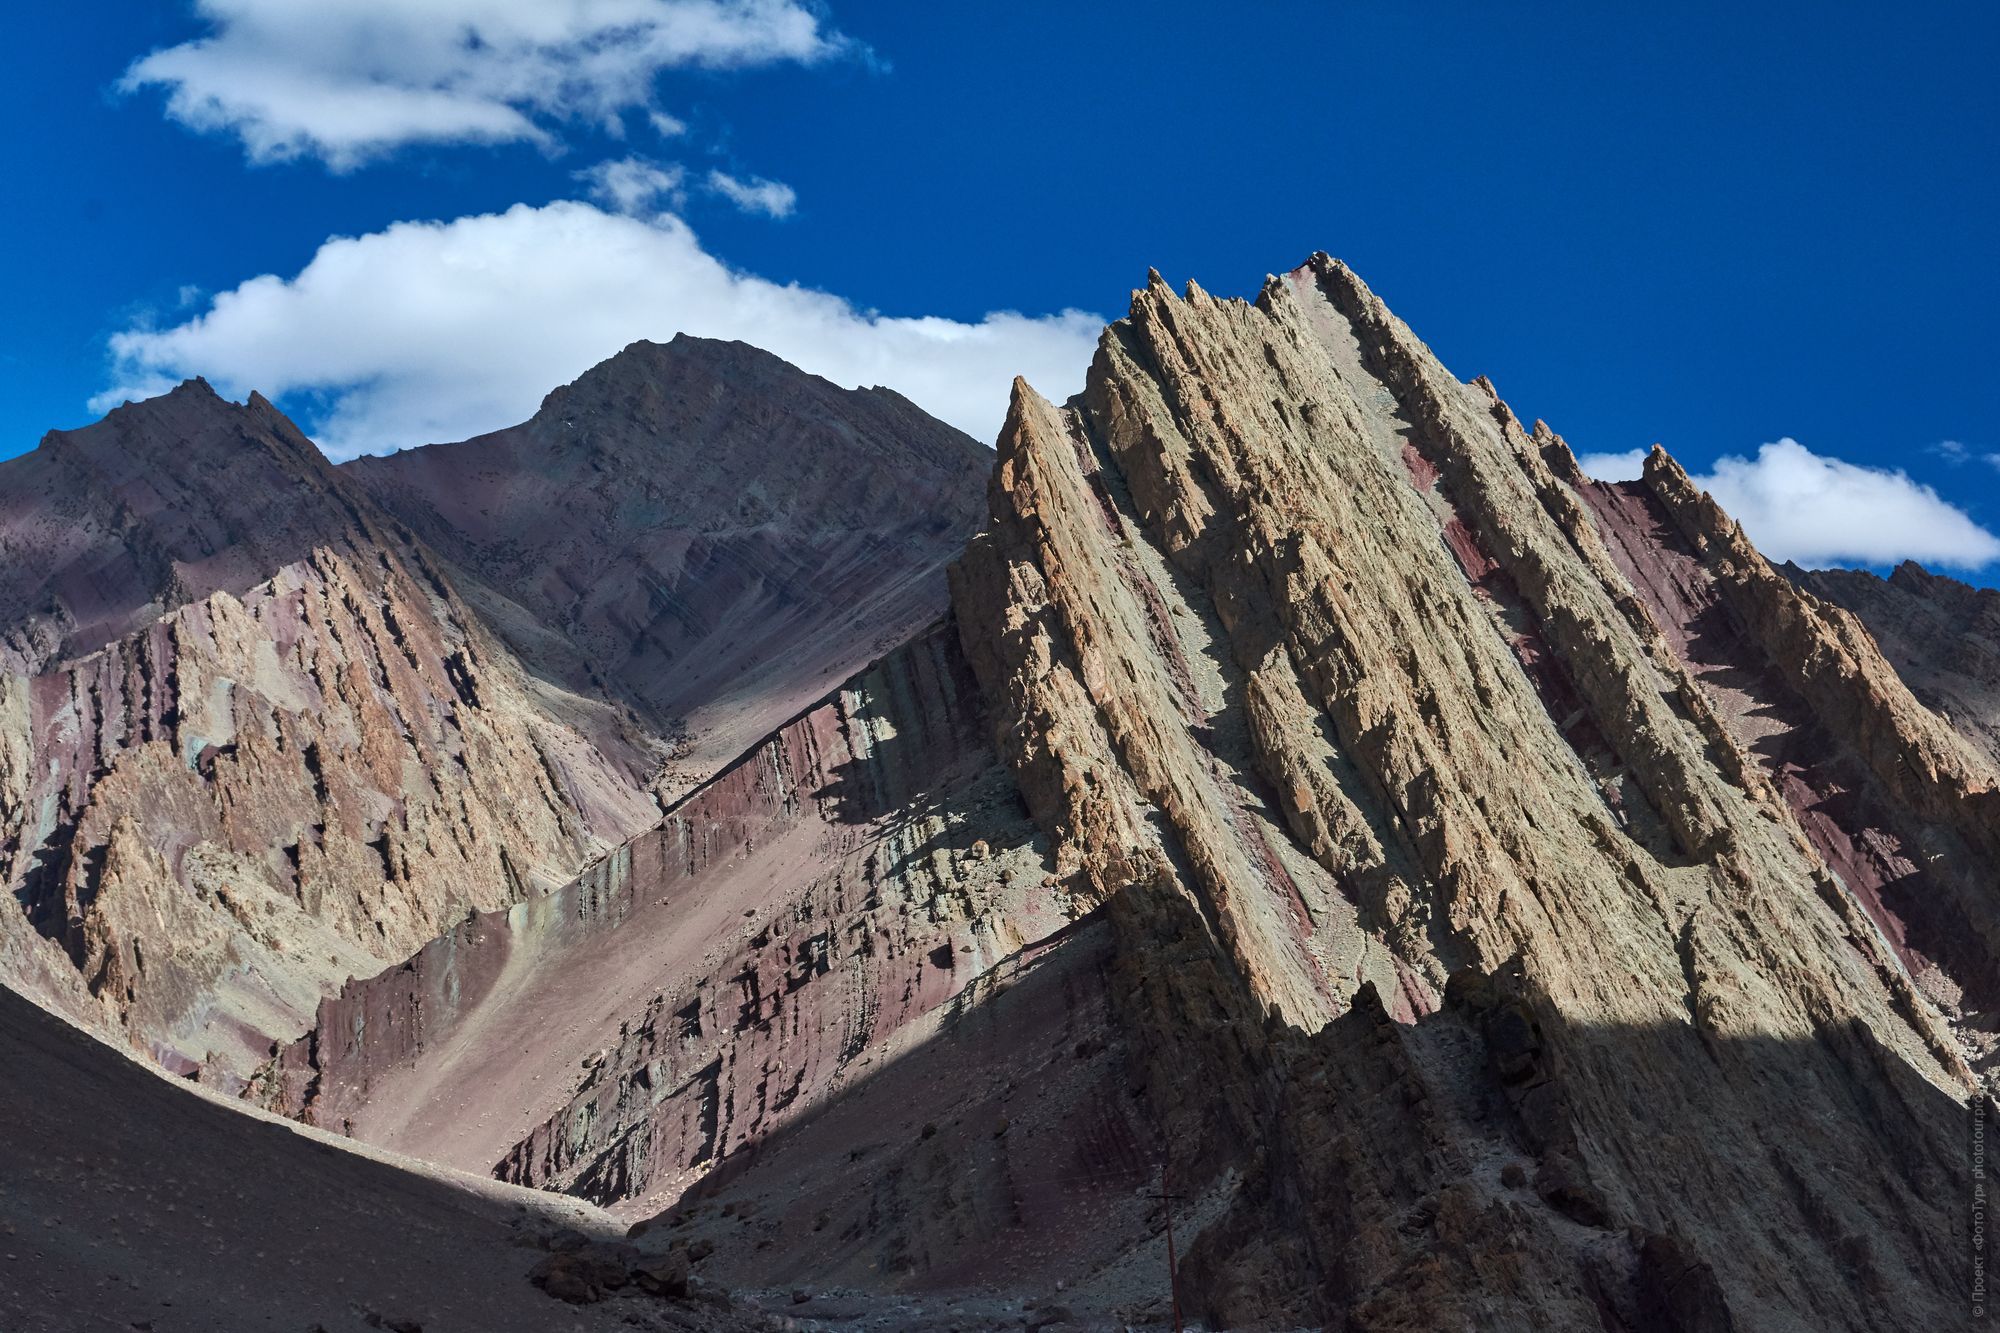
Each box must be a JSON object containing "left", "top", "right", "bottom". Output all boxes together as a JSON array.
[
  {"left": 0, "top": 379, "right": 384, "bottom": 674},
  {"left": 344, "top": 334, "right": 993, "bottom": 795}
]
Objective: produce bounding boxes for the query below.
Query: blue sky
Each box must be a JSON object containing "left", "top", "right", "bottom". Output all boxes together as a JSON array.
[{"left": 4, "top": 2, "right": 1998, "bottom": 575}]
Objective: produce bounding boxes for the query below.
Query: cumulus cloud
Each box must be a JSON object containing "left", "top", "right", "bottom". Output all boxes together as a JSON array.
[
  {"left": 706, "top": 170, "right": 797, "bottom": 217},
  {"left": 576, "top": 156, "right": 685, "bottom": 215},
  {"left": 1574, "top": 448, "right": 1648, "bottom": 482},
  {"left": 121, "top": 0, "right": 850, "bottom": 168},
  {"left": 1577, "top": 438, "right": 2000, "bottom": 569},
  {"left": 95, "top": 201, "right": 1102, "bottom": 458}
]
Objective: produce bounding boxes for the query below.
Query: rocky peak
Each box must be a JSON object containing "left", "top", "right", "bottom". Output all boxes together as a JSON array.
[
  {"left": 472, "top": 333, "right": 989, "bottom": 529},
  {"left": 345, "top": 336, "right": 994, "bottom": 797},
  {"left": 0, "top": 382, "right": 381, "bottom": 673},
  {"left": 948, "top": 253, "right": 1981, "bottom": 1328}
]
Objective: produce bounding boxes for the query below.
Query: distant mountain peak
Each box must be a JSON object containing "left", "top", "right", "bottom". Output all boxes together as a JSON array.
[{"left": 0, "top": 383, "right": 364, "bottom": 670}]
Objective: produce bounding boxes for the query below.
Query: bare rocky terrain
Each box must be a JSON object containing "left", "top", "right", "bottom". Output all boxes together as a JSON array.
[
  {"left": 0, "top": 262, "right": 1991, "bottom": 1330},
  {"left": 346, "top": 335, "right": 991, "bottom": 799}
]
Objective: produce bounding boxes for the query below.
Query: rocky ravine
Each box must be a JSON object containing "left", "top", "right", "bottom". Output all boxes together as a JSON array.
[{"left": 256, "top": 624, "right": 1046, "bottom": 1172}]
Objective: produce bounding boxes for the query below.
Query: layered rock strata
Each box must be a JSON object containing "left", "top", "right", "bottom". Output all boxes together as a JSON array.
[
  {"left": 1572, "top": 448, "right": 2000, "bottom": 1057},
  {"left": 947, "top": 255, "right": 1982, "bottom": 1328},
  {"left": 0, "top": 385, "right": 659, "bottom": 1081},
  {"left": 0, "top": 342, "right": 990, "bottom": 1089},
  {"left": 259, "top": 623, "right": 1079, "bottom": 1223}
]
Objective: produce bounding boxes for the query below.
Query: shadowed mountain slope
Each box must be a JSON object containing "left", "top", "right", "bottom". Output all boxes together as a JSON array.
[
  {"left": 347, "top": 336, "right": 992, "bottom": 797},
  {"left": 0, "top": 979, "right": 794, "bottom": 1333}
]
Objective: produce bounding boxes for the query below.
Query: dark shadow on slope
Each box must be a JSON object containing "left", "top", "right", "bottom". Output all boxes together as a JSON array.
[
  {"left": 611, "top": 910, "right": 1976, "bottom": 1332},
  {"left": 0, "top": 980, "right": 730, "bottom": 1333}
]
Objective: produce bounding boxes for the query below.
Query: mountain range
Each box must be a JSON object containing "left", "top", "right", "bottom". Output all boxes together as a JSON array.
[{"left": 1, "top": 256, "right": 1989, "bottom": 1332}]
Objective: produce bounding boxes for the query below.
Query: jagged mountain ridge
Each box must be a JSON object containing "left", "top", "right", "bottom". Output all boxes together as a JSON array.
[
  {"left": 939, "top": 256, "right": 1982, "bottom": 1327},
  {"left": 1799, "top": 558, "right": 2000, "bottom": 771},
  {"left": 0, "top": 380, "right": 380, "bottom": 675}
]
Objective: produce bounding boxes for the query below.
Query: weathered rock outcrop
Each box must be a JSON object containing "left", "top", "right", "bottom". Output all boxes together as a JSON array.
[
  {"left": 349, "top": 336, "right": 992, "bottom": 796},
  {"left": 1572, "top": 448, "right": 2000, "bottom": 1055},
  {"left": 947, "top": 256, "right": 1982, "bottom": 1328},
  {"left": 0, "top": 385, "right": 660, "bottom": 1080}
]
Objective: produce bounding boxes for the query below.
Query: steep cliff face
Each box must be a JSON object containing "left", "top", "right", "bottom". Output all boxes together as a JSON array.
[
  {"left": 257, "top": 624, "right": 1085, "bottom": 1219},
  {"left": 948, "top": 256, "right": 1981, "bottom": 1329},
  {"left": 348, "top": 337, "right": 992, "bottom": 796},
  {"left": 0, "top": 386, "right": 660, "bottom": 1081}
]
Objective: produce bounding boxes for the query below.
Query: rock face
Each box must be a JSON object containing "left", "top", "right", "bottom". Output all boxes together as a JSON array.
[
  {"left": 946, "top": 256, "right": 1980, "bottom": 1328},
  {"left": 0, "top": 384, "right": 661, "bottom": 1082},
  {"left": 256, "top": 624, "right": 1082, "bottom": 1222},
  {"left": 348, "top": 336, "right": 992, "bottom": 796}
]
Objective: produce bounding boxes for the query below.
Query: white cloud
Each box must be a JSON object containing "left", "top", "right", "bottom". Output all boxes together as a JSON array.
[
  {"left": 122, "top": 0, "right": 849, "bottom": 169},
  {"left": 1933, "top": 439, "right": 1970, "bottom": 464},
  {"left": 1575, "top": 448, "right": 1648, "bottom": 482},
  {"left": 706, "top": 170, "right": 797, "bottom": 217},
  {"left": 95, "top": 201, "right": 1102, "bottom": 458},
  {"left": 648, "top": 110, "right": 689, "bottom": 138},
  {"left": 576, "top": 156, "right": 685, "bottom": 215},
  {"left": 1578, "top": 438, "right": 2000, "bottom": 569}
]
